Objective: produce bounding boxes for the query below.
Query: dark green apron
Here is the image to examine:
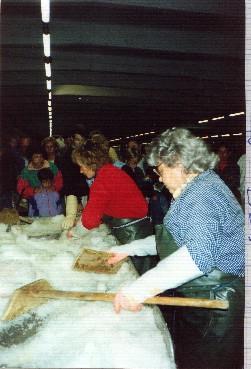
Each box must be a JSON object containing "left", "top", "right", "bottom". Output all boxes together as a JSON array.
[
  {"left": 155, "top": 224, "right": 244, "bottom": 369},
  {"left": 103, "top": 215, "right": 158, "bottom": 275}
]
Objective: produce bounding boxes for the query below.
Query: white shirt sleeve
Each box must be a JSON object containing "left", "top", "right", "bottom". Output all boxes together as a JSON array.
[
  {"left": 109, "top": 235, "right": 156, "bottom": 256},
  {"left": 121, "top": 245, "right": 204, "bottom": 303}
]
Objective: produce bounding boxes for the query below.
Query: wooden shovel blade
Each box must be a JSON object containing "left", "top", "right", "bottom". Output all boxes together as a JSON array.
[{"left": 2, "top": 279, "right": 53, "bottom": 321}]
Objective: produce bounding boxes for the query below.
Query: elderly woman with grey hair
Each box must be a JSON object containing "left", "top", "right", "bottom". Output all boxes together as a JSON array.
[{"left": 108, "top": 128, "right": 244, "bottom": 369}]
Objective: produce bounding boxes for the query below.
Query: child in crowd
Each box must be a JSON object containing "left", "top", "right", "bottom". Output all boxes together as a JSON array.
[{"left": 29, "top": 168, "right": 63, "bottom": 217}]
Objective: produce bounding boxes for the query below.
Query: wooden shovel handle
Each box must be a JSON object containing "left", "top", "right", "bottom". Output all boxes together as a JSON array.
[{"left": 33, "top": 290, "right": 229, "bottom": 310}]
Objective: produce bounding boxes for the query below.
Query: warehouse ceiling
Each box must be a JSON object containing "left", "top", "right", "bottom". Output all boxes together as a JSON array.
[{"left": 1, "top": 0, "right": 245, "bottom": 140}]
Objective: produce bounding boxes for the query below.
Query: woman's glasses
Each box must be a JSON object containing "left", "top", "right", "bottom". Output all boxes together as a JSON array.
[{"left": 153, "top": 163, "right": 163, "bottom": 176}]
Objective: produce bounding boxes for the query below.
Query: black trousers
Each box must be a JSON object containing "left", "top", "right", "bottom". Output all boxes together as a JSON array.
[{"left": 161, "top": 277, "right": 244, "bottom": 369}]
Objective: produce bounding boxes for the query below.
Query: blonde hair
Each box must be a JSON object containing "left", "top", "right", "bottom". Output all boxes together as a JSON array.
[{"left": 72, "top": 140, "right": 111, "bottom": 171}]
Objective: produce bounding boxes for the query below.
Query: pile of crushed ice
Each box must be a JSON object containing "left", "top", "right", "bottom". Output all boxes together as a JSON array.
[{"left": 0, "top": 216, "right": 176, "bottom": 368}]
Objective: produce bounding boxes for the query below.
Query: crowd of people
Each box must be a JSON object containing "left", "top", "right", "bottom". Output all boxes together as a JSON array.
[
  {"left": 0, "top": 126, "right": 245, "bottom": 369},
  {"left": 0, "top": 127, "right": 245, "bottom": 217},
  {"left": 0, "top": 128, "right": 174, "bottom": 225}
]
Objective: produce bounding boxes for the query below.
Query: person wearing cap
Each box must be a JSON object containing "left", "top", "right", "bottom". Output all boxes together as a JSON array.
[{"left": 107, "top": 128, "right": 244, "bottom": 369}]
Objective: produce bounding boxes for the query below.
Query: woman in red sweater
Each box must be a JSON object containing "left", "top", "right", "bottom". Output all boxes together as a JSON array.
[{"left": 72, "top": 140, "right": 154, "bottom": 274}]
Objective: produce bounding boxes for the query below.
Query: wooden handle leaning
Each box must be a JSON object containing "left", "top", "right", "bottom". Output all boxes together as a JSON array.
[
  {"left": 145, "top": 295, "right": 229, "bottom": 310},
  {"left": 34, "top": 290, "right": 229, "bottom": 310}
]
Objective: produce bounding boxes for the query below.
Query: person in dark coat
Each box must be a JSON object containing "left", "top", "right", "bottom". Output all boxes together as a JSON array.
[
  {"left": 0, "top": 143, "right": 18, "bottom": 209},
  {"left": 60, "top": 131, "right": 89, "bottom": 230},
  {"left": 215, "top": 144, "right": 241, "bottom": 202},
  {"left": 122, "top": 149, "right": 151, "bottom": 197}
]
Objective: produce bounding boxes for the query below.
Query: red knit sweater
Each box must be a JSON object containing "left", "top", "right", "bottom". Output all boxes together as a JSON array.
[{"left": 82, "top": 164, "right": 148, "bottom": 229}]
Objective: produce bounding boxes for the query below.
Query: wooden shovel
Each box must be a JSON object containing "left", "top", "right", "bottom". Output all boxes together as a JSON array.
[{"left": 2, "top": 279, "right": 229, "bottom": 321}]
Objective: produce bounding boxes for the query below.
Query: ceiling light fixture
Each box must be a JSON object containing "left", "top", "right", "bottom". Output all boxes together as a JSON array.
[
  {"left": 229, "top": 112, "right": 245, "bottom": 117},
  {"left": 48, "top": 91, "right": 52, "bottom": 99},
  {"left": 48, "top": 100, "right": 52, "bottom": 107},
  {"left": 49, "top": 123, "right": 52, "bottom": 137},
  {"left": 45, "top": 62, "right": 51, "bottom": 78},
  {"left": 211, "top": 135, "right": 219, "bottom": 138},
  {"left": 221, "top": 134, "right": 230, "bottom": 137},
  {"left": 212, "top": 116, "right": 224, "bottom": 121},
  {"left": 46, "top": 80, "right": 51, "bottom": 90},
  {"left": 201, "top": 136, "right": 209, "bottom": 139},
  {"left": 41, "top": 0, "right": 50, "bottom": 23},
  {"left": 232, "top": 133, "right": 243, "bottom": 136},
  {"left": 198, "top": 119, "right": 208, "bottom": 124},
  {"left": 43, "top": 34, "right": 50, "bottom": 57}
]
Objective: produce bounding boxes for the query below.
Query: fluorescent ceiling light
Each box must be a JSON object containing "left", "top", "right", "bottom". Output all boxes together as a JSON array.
[
  {"left": 41, "top": 0, "right": 50, "bottom": 22},
  {"left": 221, "top": 134, "right": 230, "bottom": 137},
  {"left": 201, "top": 136, "right": 208, "bottom": 139},
  {"left": 48, "top": 92, "right": 52, "bottom": 99},
  {"left": 212, "top": 116, "right": 224, "bottom": 121},
  {"left": 229, "top": 112, "right": 245, "bottom": 117},
  {"left": 232, "top": 133, "right": 243, "bottom": 136},
  {"left": 48, "top": 106, "right": 52, "bottom": 112},
  {"left": 46, "top": 80, "right": 51, "bottom": 90},
  {"left": 198, "top": 119, "right": 208, "bottom": 124},
  {"left": 211, "top": 135, "right": 219, "bottom": 138},
  {"left": 48, "top": 100, "right": 52, "bottom": 107},
  {"left": 45, "top": 63, "right": 51, "bottom": 78},
  {"left": 43, "top": 34, "right": 50, "bottom": 57}
]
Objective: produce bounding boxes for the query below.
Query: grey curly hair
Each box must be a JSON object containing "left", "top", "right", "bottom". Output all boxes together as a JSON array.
[{"left": 147, "top": 128, "right": 218, "bottom": 173}]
